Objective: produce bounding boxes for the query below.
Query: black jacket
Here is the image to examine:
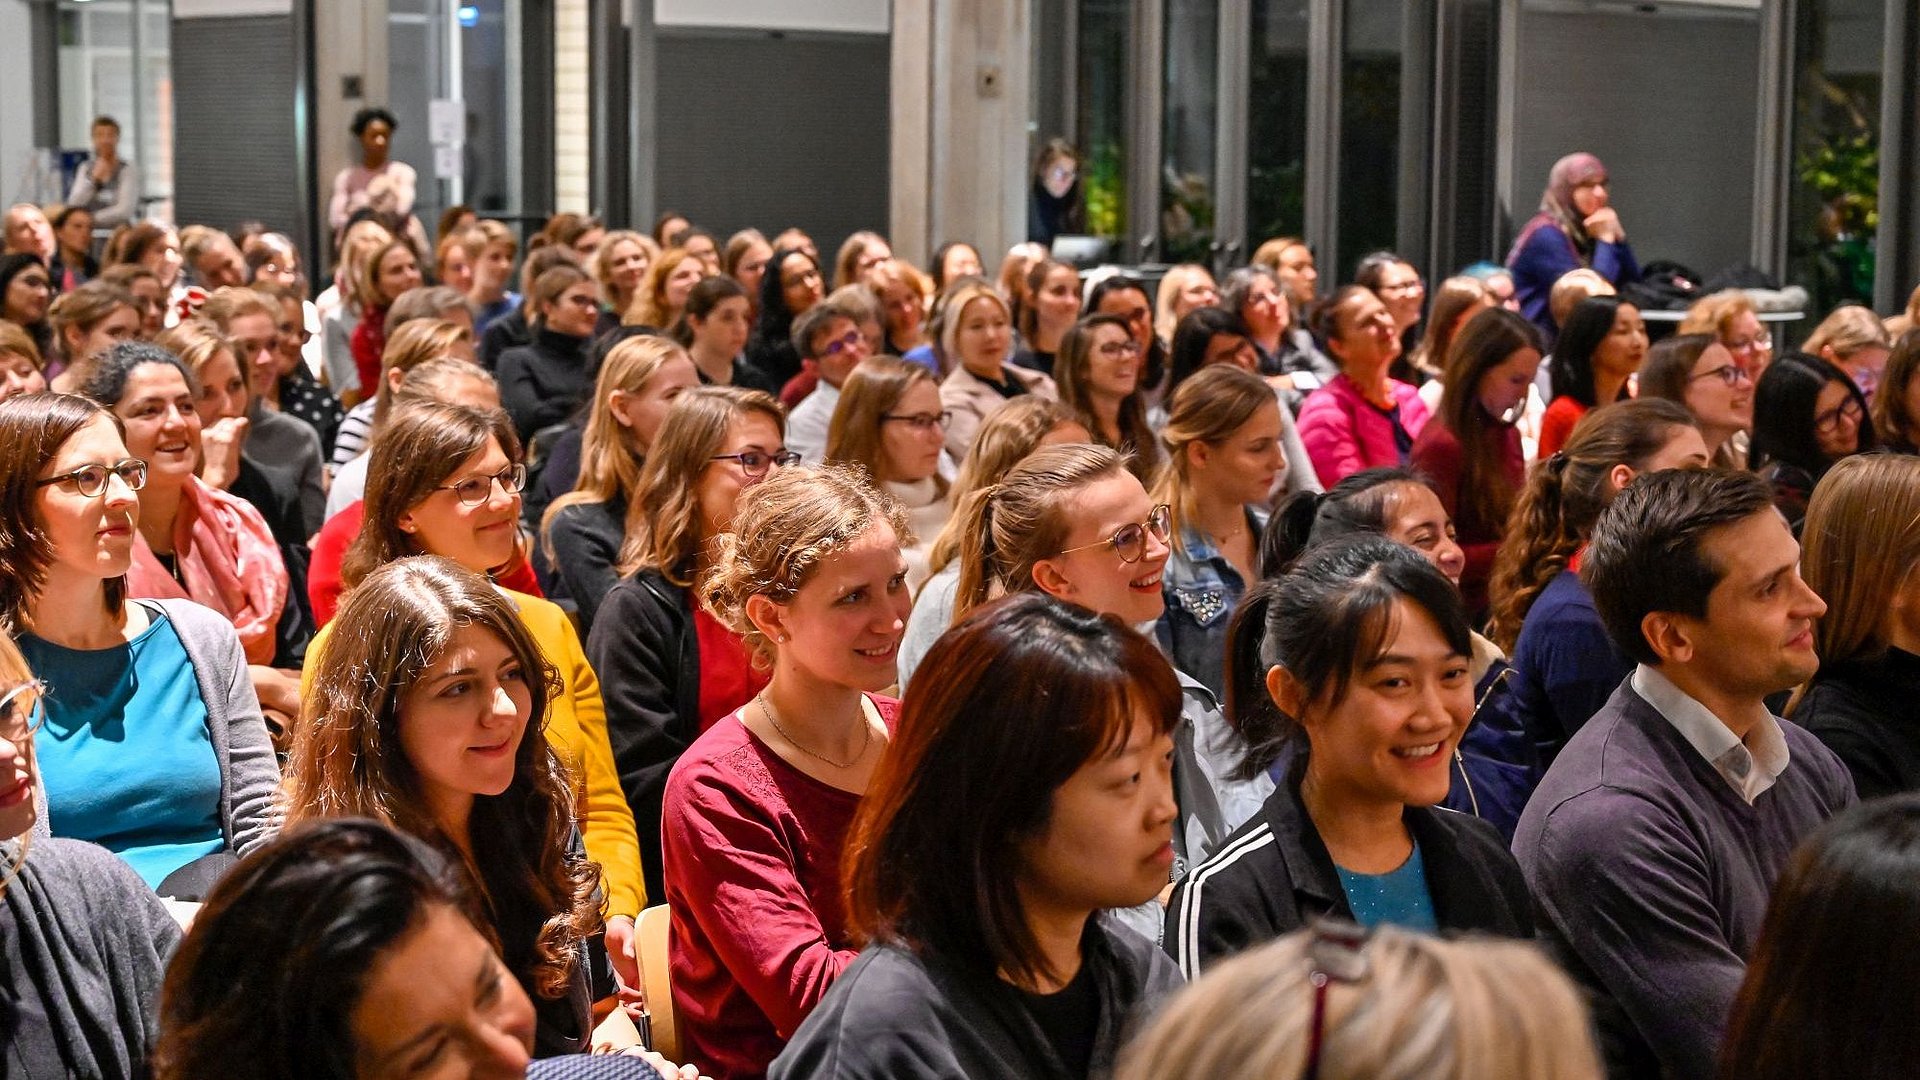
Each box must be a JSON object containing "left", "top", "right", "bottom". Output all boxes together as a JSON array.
[
  {"left": 583, "top": 568, "right": 700, "bottom": 903},
  {"left": 771, "top": 919, "right": 1182, "bottom": 1080},
  {"left": 1164, "top": 757, "right": 1533, "bottom": 977},
  {"left": 1794, "top": 646, "right": 1920, "bottom": 800},
  {"left": 498, "top": 325, "right": 592, "bottom": 443},
  {"left": 479, "top": 307, "right": 532, "bottom": 373}
]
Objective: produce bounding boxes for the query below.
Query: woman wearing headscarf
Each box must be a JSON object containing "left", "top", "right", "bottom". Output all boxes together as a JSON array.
[{"left": 1506, "top": 152, "right": 1641, "bottom": 339}]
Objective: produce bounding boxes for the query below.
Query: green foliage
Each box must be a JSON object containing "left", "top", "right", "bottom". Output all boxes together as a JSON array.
[
  {"left": 1797, "top": 131, "right": 1879, "bottom": 235},
  {"left": 1084, "top": 141, "right": 1125, "bottom": 240}
]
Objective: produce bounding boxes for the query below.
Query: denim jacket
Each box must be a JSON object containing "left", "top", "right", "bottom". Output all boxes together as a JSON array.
[{"left": 1159, "top": 507, "right": 1268, "bottom": 700}]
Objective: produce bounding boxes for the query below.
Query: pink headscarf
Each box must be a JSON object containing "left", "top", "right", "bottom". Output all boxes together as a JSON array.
[
  {"left": 126, "top": 477, "right": 288, "bottom": 664},
  {"left": 1539, "top": 152, "right": 1608, "bottom": 246}
]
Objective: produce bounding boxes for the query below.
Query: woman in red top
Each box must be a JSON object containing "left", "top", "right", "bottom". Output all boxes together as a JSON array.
[
  {"left": 662, "top": 462, "right": 914, "bottom": 1079},
  {"left": 1537, "top": 295, "right": 1646, "bottom": 456},
  {"left": 347, "top": 237, "right": 424, "bottom": 393},
  {"left": 1410, "top": 307, "right": 1543, "bottom": 615}
]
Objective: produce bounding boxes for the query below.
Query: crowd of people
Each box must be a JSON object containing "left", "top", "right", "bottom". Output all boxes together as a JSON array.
[{"left": 4, "top": 124, "right": 1920, "bottom": 1079}]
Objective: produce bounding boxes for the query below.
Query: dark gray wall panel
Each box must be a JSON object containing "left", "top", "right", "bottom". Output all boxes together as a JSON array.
[
  {"left": 1513, "top": 8, "right": 1759, "bottom": 277},
  {"left": 171, "top": 15, "right": 299, "bottom": 233},
  {"left": 652, "top": 30, "right": 890, "bottom": 248}
]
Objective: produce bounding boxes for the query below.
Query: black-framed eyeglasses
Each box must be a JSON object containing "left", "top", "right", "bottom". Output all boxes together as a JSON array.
[
  {"left": 1813, "top": 396, "right": 1864, "bottom": 435},
  {"left": 1687, "top": 363, "right": 1752, "bottom": 388},
  {"left": 1303, "top": 921, "right": 1373, "bottom": 1080},
  {"left": 435, "top": 463, "right": 527, "bottom": 507},
  {"left": 0, "top": 678, "right": 47, "bottom": 741},
  {"left": 881, "top": 410, "right": 952, "bottom": 432},
  {"left": 711, "top": 449, "right": 800, "bottom": 477},
  {"left": 1057, "top": 504, "right": 1171, "bottom": 564},
  {"left": 34, "top": 458, "right": 148, "bottom": 498}
]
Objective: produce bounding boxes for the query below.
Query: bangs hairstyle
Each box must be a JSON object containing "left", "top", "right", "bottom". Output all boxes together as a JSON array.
[
  {"left": 1262, "top": 467, "right": 1431, "bottom": 579},
  {"left": 826, "top": 356, "right": 947, "bottom": 493},
  {"left": 1055, "top": 313, "right": 1159, "bottom": 483},
  {"left": 287, "top": 558, "right": 595, "bottom": 1001},
  {"left": 928, "top": 397, "right": 1083, "bottom": 576},
  {"left": 1154, "top": 364, "right": 1275, "bottom": 552},
  {"left": 935, "top": 281, "right": 1011, "bottom": 374},
  {"left": 951, "top": 443, "right": 1130, "bottom": 621},
  {"left": 528, "top": 264, "right": 592, "bottom": 329},
  {"left": 1798, "top": 454, "right": 1920, "bottom": 674},
  {"left": 1228, "top": 538, "right": 1471, "bottom": 779},
  {"left": 0, "top": 392, "right": 128, "bottom": 630},
  {"left": 342, "top": 403, "right": 521, "bottom": 590},
  {"left": 845, "top": 593, "right": 1182, "bottom": 987},
  {"left": 1752, "top": 352, "right": 1874, "bottom": 476},
  {"left": 1487, "top": 397, "right": 1697, "bottom": 651},
  {"left": 542, "top": 336, "right": 692, "bottom": 553},
  {"left": 833, "top": 230, "right": 890, "bottom": 291},
  {"left": 617, "top": 385, "right": 785, "bottom": 582},
  {"left": 1167, "top": 306, "right": 1250, "bottom": 394},
  {"left": 700, "top": 462, "right": 913, "bottom": 668},
  {"left": 154, "top": 819, "right": 467, "bottom": 1080}
]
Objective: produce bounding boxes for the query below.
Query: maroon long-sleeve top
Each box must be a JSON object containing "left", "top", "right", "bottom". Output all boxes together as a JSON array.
[{"left": 1409, "top": 415, "right": 1525, "bottom": 615}]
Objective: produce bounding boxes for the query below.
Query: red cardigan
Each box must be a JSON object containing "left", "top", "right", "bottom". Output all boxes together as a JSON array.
[
  {"left": 1410, "top": 415, "right": 1524, "bottom": 615},
  {"left": 662, "top": 696, "right": 899, "bottom": 1079},
  {"left": 307, "top": 500, "right": 542, "bottom": 625}
]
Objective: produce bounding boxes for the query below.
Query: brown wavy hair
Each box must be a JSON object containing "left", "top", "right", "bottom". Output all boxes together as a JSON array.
[
  {"left": 1486, "top": 398, "right": 1697, "bottom": 651},
  {"left": 825, "top": 355, "right": 950, "bottom": 493},
  {"left": 342, "top": 402, "right": 521, "bottom": 590},
  {"left": 287, "top": 556, "right": 596, "bottom": 1000},
  {"left": 1056, "top": 314, "right": 1160, "bottom": 484},
  {"left": 1434, "top": 306, "right": 1541, "bottom": 533},
  {"left": 616, "top": 385, "right": 784, "bottom": 583}
]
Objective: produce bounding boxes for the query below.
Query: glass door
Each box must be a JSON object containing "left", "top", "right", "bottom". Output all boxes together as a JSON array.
[
  {"left": 1786, "top": 0, "right": 1884, "bottom": 311},
  {"left": 1075, "top": 0, "right": 1131, "bottom": 256},
  {"left": 1245, "top": 0, "right": 1310, "bottom": 255},
  {"left": 1160, "top": 0, "right": 1217, "bottom": 264}
]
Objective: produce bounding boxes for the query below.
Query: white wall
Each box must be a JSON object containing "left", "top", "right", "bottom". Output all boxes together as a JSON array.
[{"left": 0, "top": 0, "right": 38, "bottom": 204}]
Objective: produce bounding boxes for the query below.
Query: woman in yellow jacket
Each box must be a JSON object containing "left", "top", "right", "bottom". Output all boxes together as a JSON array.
[{"left": 302, "top": 397, "right": 645, "bottom": 992}]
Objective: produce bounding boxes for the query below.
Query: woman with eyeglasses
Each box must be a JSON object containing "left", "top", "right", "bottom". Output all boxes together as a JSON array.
[
  {"left": 947, "top": 444, "right": 1274, "bottom": 942},
  {"left": 1155, "top": 366, "right": 1286, "bottom": 700},
  {"left": 1679, "top": 289, "right": 1775, "bottom": 382},
  {"left": 1409, "top": 308, "right": 1543, "bottom": 615},
  {"left": 1507, "top": 152, "right": 1640, "bottom": 341},
  {"left": 772, "top": 593, "right": 1185, "bottom": 1080},
  {"left": 1637, "top": 333, "right": 1754, "bottom": 469},
  {"left": 1166, "top": 539, "right": 1533, "bottom": 977},
  {"left": 1116, "top": 923, "right": 1600, "bottom": 1080},
  {"left": 499, "top": 263, "right": 600, "bottom": 445},
  {"left": 0, "top": 629, "right": 186, "bottom": 1077},
  {"left": 1055, "top": 313, "right": 1161, "bottom": 484},
  {"left": 312, "top": 401, "right": 647, "bottom": 997},
  {"left": 664, "top": 463, "right": 913, "bottom": 1079},
  {"left": 588, "top": 387, "right": 789, "bottom": 905},
  {"left": 0, "top": 391, "right": 281, "bottom": 895},
  {"left": 825, "top": 356, "right": 952, "bottom": 593},
  {"left": 1354, "top": 253, "right": 1428, "bottom": 370},
  {"left": 1297, "top": 286, "right": 1429, "bottom": 486},
  {"left": 939, "top": 280, "right": 1058, "bottom": 463},
  {"left": 1086, "top": 274, "right": 1171, "bottom": 406},
  {"left": 1751, "top": 352, "right": 1873, "bottom": 535}
]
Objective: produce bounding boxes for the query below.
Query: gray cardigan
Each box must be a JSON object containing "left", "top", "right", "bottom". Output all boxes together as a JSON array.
[{"left": 31, "top": 598, "right": 284, "bottom": 862}]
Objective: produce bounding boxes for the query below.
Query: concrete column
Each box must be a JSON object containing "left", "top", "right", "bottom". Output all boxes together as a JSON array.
[{"left": 892, "top": 0, "right": 1031, "bottom": 268}]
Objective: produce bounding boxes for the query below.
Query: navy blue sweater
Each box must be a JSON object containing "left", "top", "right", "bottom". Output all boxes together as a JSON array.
[{"left": 1509, "top": 570, "right": 1632, "bottom": 768}]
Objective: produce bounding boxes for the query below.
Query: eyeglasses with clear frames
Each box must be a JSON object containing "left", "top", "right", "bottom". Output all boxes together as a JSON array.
[
  {"left": 881, "top": 410, "right": 952, "bottom": 432},
  {"left": 34, "top": 458, "right": 148, "bottom": 498},
  {"left": 435, "top": 463, "right": 528, "bottom": 507},
  {"left": 0, "top": 679, "right": 47, "bottom": 741},
  {"left": 1056, "top": 504, "right": 1172, "bottom": 564},
  {"left": 710, "top": 449, "right": 801, "bottom": 477}
]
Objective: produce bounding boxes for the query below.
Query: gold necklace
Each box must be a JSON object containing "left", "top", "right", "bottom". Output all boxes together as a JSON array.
[{"left": 755, "top": 693, "right": 871, "bottom": 770}]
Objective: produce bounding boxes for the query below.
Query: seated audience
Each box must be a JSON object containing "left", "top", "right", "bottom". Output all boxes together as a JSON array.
[
  {"left": 347, "top": 237, "right": 424, "bottom": 396},
  {"left": 594, "top": 228, "right": 653, "bottom": 334},
  {"left": 1490, "top": 399, "right": 1708, "bottom": 764},
  {"left": 869, "top": 257, "right": 931, "bottom": 357},
  {"left": 1679, "top": 289, "right": 1775, "bottom": 381},
  {"left": 1720, "top": 795, "right": 1920, "bottom": 1080},
  {"left": 947, "top": 444, "right": 1273, "bottom": 938},
  {"left": 1165, "top": 306, "right": 1320, "bottom": 496},
  {"left": 628, "top": 246, "right": 707, "bottom": 331},
  {"left": 785, "top": 302, "right": 874, "bottom": 461},
  {"left": 939, "top": 279, "right": 1057, "bottom": 461},
  {"left": 541, "top": 336, "right": 699, "bottom": 631},
  {"left": 772, "top": 594, "right": 1186, "bottom": 1079},
  {"left": 98, "top": 262, "right": 169, "bottom": 340},
  {"left": 1751, "top": 352, "right": 1873, "bottom": 533},
  {"left": 499, "top": 262, "right": 599, "bottom": 445},
  {"left": 1513, "top": 468, "right": 1856, "bottom": 1079},
  {"left": 467, "top": 219, "right": 521, "bottom": 333},
  {"left": 1871, "top": 328, "right": 1920, "bottom": 453},
  {"left": 663, "top": 464, "right": 912, "bottom": 1078},
  {"left": 1011, "top": 258, "right": 1081, "bottom": 377},
  {"left": 898, "top": 397, "right": 1090, "bottom": 686},
  {"left": 290, "top": 560, "right": 614, "bottom": 1057},
  {"left": 1223, "top": 265, "right": 1332, "bottom": 393},
  {"left": 252, "top": 279, "right": 345, "bottom": 457},
  {"left": 1637, "top": 333, "right": 1754, "bottom": 468},
  {"left": 1791, "top": 454, "right": 1920, "bottom": 798},
  {"left": 0, "top": 318, "right": 48, "bottom": 403},
  {"left": 316, "top": 403, "right": 643, "bottom": 971},
  {"left": 832, "top": 230, "right": 892, "bottom": 291},
  {"left": 1155, "top": 365, "right": 1284, "bottom": 698},
  {"left": 1410, "top": 307, "right": 1541, "bottom": 613},
  {"left": 330, "top": 313, "right": 476, "bottom": 478},
  {"left": 199, "top": 286, "right": 328, "bottom": 535},
  {"left": 1297, "top": 285, "right": 1429, "bottom": 483},
  {"left": 1538, "top": 295, "right": 1645, "bottom": 457},
  {"left": 1, "top": 253, "right": 55, "bottom": 360},
  {"left": 1085, "top": 274, "right": 1169, "bottom": 404},
  {"left": 588, "top": 386, "right": 789, "bottom": 903},
  {"left": 479, "top": 246, "right": 582, "bottom": 374},
  {"left": 1354, "top": 251, "right": 1427, "bottom": 368},
  {"left": 0, "top": 627, "right": 185, "bottom": 1076},
  {"left": 1167, "top": 540, "right": 1532, "bottom": 975},
  {"left": 1252, "top": 234, "right": 1319, "bottom": 311},
  {"left": 745, "top": 249, "right": 825, "bottom": 391},
  {"left": 1056, "top": 313, "right": 1161, "bottom": 483},
  {"left": 1407, "top": 275, "right": 1496, "bottom": 405},
  {"left": 1115, "top": 924, "right": 1603, "bottom": 1080},
  {"left": 825, "top": 356, "right": 951, "bottom": 591},
  {"left": 930, "top": 241, "right": 984, "bottom": 291},
  {"left": 0, "top": 391, "right": 280, "bottom": 892},
  {"left": 1802, "top": 302, "right": 1892, "bottom": 402},
  {"left": 677, "top": 275, "right": 762, "bottom": 389},
  {"left": 1507, "top": 152, "right": 1640, "bottom": 338},
  {"left": 45, "top": 279, "right": 140, "bottom": 389},
  {"left": 1154, "top": 263, "right": 1220, "bottom": 350}
]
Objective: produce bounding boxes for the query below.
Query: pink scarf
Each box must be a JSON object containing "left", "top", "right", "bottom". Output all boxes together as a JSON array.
[{"left": 126, "top": 478, "right": 288, "bottom": 664}]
